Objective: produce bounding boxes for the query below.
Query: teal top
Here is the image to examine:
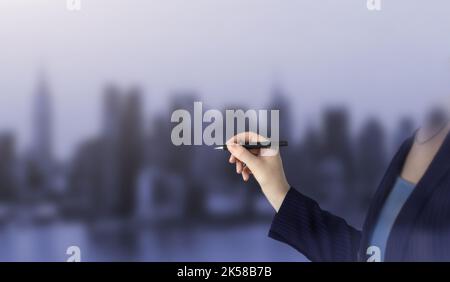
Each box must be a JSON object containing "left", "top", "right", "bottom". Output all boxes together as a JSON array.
[{"left": 368, "top": 177, "right": 415, "bottom": 261}]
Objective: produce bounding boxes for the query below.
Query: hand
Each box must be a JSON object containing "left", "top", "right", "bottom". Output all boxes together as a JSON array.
[{"left": 226, "top": 132, "right": 290, "bottom": 212}]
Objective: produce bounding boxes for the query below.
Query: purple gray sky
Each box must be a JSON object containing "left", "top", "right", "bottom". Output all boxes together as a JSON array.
[{"left": 1, "top": 0, "right": 450, "bottom": 159}]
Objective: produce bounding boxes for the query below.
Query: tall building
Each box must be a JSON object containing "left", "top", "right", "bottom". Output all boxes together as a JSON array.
[
  {"left": 100, "top": 85, "right": 122, "bottom": 215},
  {"left": 66, "top": 85, "right": 144, "bottom": 217},
  {"left": 267, "top": 84, "right": 292, "bottom": 142},
  {"left": 29, "top": 71, "right": 53, "bottom": 192},
  {"left": 321, "top": 107, "right": 354, "bottom": 185},
  {"left": 32, "top": 72, "right": 52, "bottom": 165},
  {"left": 355, "top": 118, "right": 387, "bottom": 208},
  {"left": 97, "top": 85, "right": 144, "bottom": 217},
  {"left": 167, "top": 93, "right": 205, "bottom": 219},
  {"left": 103, "top": 85, "right": 122, "bottom": 141},
  {"left": 0, "top": 133, "right": 17, "bottom": 202},
  {"left": 117, "top": 87, "right": 144, "bottom": 216}
]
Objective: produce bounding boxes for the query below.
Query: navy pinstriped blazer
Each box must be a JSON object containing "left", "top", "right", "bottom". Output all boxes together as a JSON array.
[{"left": 269, "top": 133, "right": 450, "bottom": 261}]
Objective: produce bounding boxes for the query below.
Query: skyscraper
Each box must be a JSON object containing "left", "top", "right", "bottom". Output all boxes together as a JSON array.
[
  {"left": 100, "top": 85, "right": 122, "bottom": 215},
  {"left": 321, "top": 107, "right": 354, "bottom": 186},
  {"left": 268, "top": 83, "right": 292, "bottom": 142},
  {"left": 98, "top": 85, "right": 144, "bottom": 217},
  {"left": 30, "top": 71, "right": 53, "bottom": 192},
  {"left": 355, "top": 118, "right": 387, "bottom": 208},
  {"left": 117, "top": 87, "right": 144, "bottom": 216},
  {"left": 0, "top": 133, "right": 17, "bottom": 202}
]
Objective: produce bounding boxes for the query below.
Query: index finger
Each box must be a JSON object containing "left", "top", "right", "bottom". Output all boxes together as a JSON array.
[{"left": 226, "top": 132, "right": 269, "bottom": 145}]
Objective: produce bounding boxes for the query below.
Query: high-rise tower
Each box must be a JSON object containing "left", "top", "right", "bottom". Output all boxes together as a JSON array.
[{"left": 31, "top": 71, "right": 53, "bottom": 180}]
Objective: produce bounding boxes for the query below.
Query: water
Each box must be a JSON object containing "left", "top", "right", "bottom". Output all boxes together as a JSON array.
[{"left": 0, "top": 222, "right": 307, "bottom": 262}]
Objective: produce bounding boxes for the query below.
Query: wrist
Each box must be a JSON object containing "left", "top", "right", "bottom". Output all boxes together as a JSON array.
[{"left": 262, "top": 180, "right": 290, "bottom": 212}]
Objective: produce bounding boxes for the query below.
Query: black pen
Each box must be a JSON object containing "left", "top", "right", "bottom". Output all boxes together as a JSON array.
[{"left": 214, "top": 141, "right": 288, "bottom": 151}]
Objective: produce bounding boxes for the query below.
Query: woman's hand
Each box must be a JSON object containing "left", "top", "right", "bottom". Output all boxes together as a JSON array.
[{"left": 226, "top": 132, "right": 290, "bottom": 212}]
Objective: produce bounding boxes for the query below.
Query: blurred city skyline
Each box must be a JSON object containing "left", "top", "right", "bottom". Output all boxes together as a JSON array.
[
  {"left": 0, "top": 66, "right": 417, "bottom": 222},
  {"left": 2, "top": 1, "right": 450, "bottom": 159},
  {"left": 0, "top": 69, "right": 423, "bottom": 162},
  {"left": 0, "top": 68, "right": 417, "bottom": 261},
  {"left": 1, "top": 0, "right": 450, "bottom": 261}
]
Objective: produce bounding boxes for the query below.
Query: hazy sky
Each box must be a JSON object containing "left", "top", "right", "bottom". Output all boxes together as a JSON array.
[{"left": 1, "top": 0, "right": 450, "bottom": 159}]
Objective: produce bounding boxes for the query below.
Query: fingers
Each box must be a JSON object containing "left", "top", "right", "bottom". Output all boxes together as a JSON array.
[
  {"left": 235, "top": 160, "right": 253, "bottom": 181},
  {"left": 228, "top": 153, "right": 253, "bottom": 181},
  {"left": 225, "top": 132, "right": 263, "bottom": 182},
  {"left": 236, "top": 159, "right": 243, "bottom": 173},
  {"left": 230, "top": 150, "right": 257, "bottom": 164},
  {"left": 226, "top": 132, "right": 269, "bottom": 146},
  {"left": 242, "top": 167, "right": 250, "bottom": 181},
  {"left": 259, "top": 146, "right": 280, "bottom": 157},
  {"left": 242, "top": 166, "right": 252, "bottom": 182},
  {"left": 227, "top": 144, "right": 257, "bottom": 168}
]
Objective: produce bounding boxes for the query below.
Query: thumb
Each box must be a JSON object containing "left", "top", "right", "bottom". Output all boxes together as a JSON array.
[{"left": 227, "top": 144, "right": 258, "bottom": 168}]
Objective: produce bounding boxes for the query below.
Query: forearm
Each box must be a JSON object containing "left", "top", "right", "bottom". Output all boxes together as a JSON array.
[{"left": 268, "top": 188, "right": 362, "bottom": 262}]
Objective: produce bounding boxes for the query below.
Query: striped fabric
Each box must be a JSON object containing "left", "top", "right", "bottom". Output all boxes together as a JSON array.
[{"left": 269, "top": 133, "right": 450, "bottom": 262}]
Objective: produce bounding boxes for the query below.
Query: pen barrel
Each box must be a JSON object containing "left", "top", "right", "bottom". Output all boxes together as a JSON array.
[
  {"left": 242, "top": 141, "right": 288, "bottom": 150},
  {"left": 220, "top": 141, "right": 288, "bottom": 151}
]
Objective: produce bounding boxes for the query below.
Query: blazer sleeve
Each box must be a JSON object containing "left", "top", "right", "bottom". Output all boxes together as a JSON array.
[{"left": 268, "top": 187, "right": 362, "bottom": 262}]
